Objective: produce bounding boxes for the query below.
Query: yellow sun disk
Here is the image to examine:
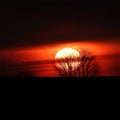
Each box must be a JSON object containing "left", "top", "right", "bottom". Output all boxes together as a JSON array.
[{"left": 55, "top": 48, "right": 80, "bottom": 71}]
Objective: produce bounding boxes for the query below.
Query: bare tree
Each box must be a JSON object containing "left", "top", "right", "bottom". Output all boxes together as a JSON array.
[
  {"left": 55, "top": 48, "right": 100, "bottom": 77},
  {"left": 54, "top": 51, "right": 80, "bottom": 77},
  {"left": 77, "top": 48, "right": 100, "bottom": 77}
]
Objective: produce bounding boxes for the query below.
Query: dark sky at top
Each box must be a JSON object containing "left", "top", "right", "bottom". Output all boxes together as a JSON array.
[{"left": 0, "top": 0, "right": 120, "bottom": 49}]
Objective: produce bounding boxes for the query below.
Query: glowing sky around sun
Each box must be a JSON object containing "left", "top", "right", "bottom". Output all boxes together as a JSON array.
[{"left": 0, "top": 40, "right": 120, "bottom": 76}]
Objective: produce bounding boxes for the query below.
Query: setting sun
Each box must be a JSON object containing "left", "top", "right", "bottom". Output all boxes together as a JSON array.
[
  {"left": 55, "top": 48, "right": 80, "bottom": 71},
  {"left": 2, "top": 1, "right": 120, "bottom": 112}
]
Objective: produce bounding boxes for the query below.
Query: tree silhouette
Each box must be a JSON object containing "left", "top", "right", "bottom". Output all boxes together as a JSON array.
[
  {"left": 55, "top": 48, "right": 100, "bottom": 77},
  {"left": 76, "top": 48, "right": 100, "bottom": 77},
  {"left": 55, "top": 52, "right": 80, "bottom": 77},
  {"left": 55, "top": 55, "right": 79, "bottom": 77}
]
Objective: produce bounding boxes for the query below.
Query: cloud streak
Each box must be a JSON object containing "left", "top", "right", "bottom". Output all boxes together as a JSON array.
[{"left": 0, "top": 54, "right": 120, "bottom": 77}]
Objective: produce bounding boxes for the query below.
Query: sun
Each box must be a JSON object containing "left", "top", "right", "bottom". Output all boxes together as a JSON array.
[{"left": 55, "top": 48, "right": 80, "bottom": 71}]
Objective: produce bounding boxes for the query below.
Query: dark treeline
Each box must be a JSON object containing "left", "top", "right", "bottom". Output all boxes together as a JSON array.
[{"left": 1, "top": 77, "right": 120, "bottom": 112}]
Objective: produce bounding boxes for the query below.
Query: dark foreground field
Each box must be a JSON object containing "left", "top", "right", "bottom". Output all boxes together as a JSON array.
[{"left": 1, "top": 77, "right": 120, "bottom": 116}]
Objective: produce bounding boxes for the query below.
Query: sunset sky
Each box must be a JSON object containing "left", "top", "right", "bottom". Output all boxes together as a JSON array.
[{"left": 0, "top": 0, "right": 120, "bottom": 76}]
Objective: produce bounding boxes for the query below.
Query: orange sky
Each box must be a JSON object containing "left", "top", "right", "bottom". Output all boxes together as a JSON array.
[{"left": 0, "top": 41, "right": 120, "bottom": 76}]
